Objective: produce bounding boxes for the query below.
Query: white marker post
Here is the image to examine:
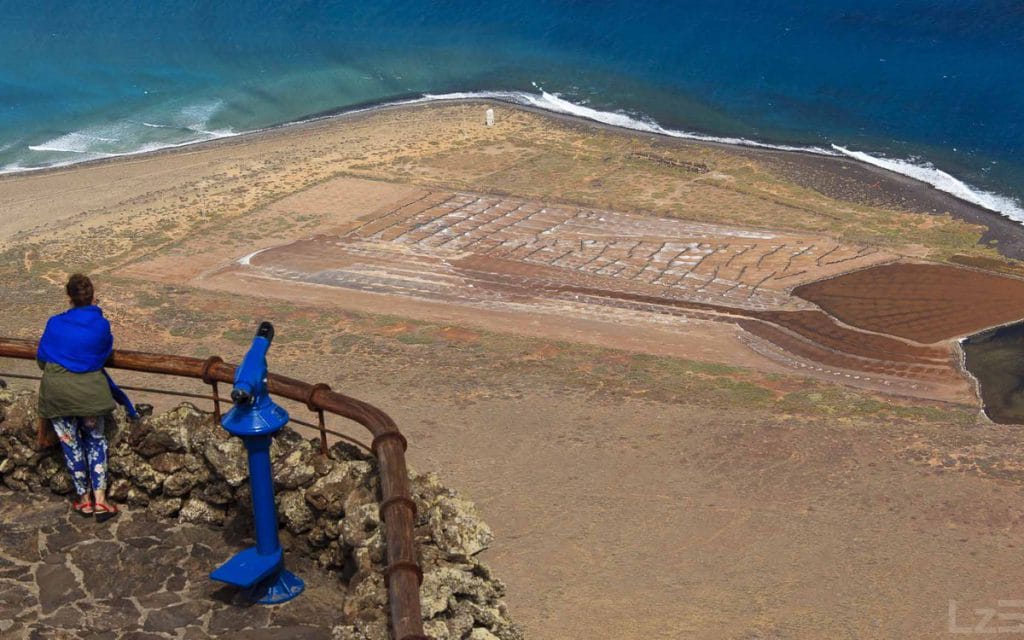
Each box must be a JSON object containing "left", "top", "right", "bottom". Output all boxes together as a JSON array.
[{"left": 485, "top": 108, "right": 495, "bottom": 127}]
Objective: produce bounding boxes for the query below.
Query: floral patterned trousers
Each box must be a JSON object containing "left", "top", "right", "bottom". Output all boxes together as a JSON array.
[{"left": 51, "top": 415, "right": 108, "bottom": 495}]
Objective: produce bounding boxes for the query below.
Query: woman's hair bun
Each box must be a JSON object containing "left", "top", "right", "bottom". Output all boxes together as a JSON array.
[{"left": 65, "top": 273, "right": 94, "bottom": 307}]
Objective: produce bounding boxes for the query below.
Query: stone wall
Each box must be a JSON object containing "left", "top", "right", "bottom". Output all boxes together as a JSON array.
[{"left": 0, "top": 389, "right": 523, "bottom": 640}]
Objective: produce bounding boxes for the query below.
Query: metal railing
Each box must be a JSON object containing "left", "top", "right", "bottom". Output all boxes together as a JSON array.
[
  {"left": 0, "top": 337, "right": 427, "bottom": 640},
  {"left": 0, "top": 371, "right": 373, "bottom": 454}
]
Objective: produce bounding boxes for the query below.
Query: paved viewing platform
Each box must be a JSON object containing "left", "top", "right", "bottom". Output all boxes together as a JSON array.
[{"left": 0, "top": 489, "right": 343, "bottom": 639}]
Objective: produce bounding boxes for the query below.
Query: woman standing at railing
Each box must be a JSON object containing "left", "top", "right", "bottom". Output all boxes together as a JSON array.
[{"left": 36, "top": 274, "right": 135, "bottom": 522}]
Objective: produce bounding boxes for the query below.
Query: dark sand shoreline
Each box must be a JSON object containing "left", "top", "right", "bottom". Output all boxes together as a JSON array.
[
  {"left": 739, "top": 146, "right": 1024, "bottom": 260},
  {"left": 4, "top": 96, "right": 1023, "bottom": 260}
]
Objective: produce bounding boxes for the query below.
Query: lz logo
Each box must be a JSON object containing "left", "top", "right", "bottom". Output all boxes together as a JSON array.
[{"left": 949, "top": 600, "right": 1024, "bottom": 634}]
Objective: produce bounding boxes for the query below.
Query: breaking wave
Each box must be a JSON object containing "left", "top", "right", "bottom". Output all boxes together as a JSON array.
[
  {"left": 4, "top": 88, "right": 1022, "bottom": 226},
  {"left": 831, "top": 145, "right": 1024, "bottom": 223},
  {"left": 2, "top": 100, "right": 235, "bottom": 174},
  {"left": 413, "top": 89, "right": 1024, "bottom": 224}
]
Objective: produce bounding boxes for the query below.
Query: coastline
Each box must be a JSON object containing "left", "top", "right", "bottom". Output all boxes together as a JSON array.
[
  {"left": 733, "top": 146, "right": 1024, "bottom": 260},
  {"left": 6, "top": 88, "right": 1024, "bottom": 640},
  {"left": 3, "top": 95, "right": 1023, "bottom": 260}
]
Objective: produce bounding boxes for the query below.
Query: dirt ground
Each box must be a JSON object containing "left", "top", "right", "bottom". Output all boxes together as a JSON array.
[
  {"left": 3, "top": 101, "right": 1024, "bottom": 639},
  {"left": 121, "top": 176, "right": 990, "bottom": 403},
  {"left": 379, "top": 382, "right": 1024, "bottom": 640}
]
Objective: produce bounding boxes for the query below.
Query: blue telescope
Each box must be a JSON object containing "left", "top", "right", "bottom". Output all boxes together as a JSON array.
[{"left": 210, "top": 321, "right": 304, "bottom": 604}]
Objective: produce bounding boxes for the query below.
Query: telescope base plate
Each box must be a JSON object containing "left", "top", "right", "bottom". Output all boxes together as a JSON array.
[
  {"left": 211, "top": 546, "right": 282, "bottom": 589},
  {"left": 211, "top": 547, "right": 303, "bottom": 604},
  {"left": 246, "top": 569, "right": 305, "bottom": 605}
]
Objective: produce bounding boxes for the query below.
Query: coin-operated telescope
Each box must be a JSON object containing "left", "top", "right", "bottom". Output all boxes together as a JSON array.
[{"left": 210, "top": 321, "right": 304, "bottom": 604}]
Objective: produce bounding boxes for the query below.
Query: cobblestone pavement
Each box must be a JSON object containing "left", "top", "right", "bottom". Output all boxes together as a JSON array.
[{"left": 0, "top": 489, "right": 345, "bottom": 639}]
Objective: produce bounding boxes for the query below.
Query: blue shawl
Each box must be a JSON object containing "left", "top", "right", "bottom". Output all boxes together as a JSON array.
[{"left": 38, "top": 305, "right": 138, "bottom": 418}]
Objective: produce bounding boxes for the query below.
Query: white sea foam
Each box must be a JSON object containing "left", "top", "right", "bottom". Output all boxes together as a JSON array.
[
  {"left": 1, "top": 100, "right": 236, "bottom": 175},
  {"left": 28, "top": 129, "right": 121, "bottom": 155},
  {"left": 178, "top": 100, "right": 223, "bottom": 129},
  {"left": 4, "top": 89, "right": 1023, "bottom": 225},
  {"left": 831, "top": 145, "right": 1024, "bottom": 223},
  {"left": 175, "top": 100, "right": 236, "bottom": 138},
  {"left": 416, "top": 89, "right": 1024, "bottom": 223},
  {"left": 420, "top": 89, "right": 839, "bottom": 154},
  {"left": 0, "top": 129, "right": 236, "bottom": 175}
]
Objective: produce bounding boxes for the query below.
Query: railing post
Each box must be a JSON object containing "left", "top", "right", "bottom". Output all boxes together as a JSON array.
[
  {"left": 211, "top": 381, "right": 222, "bottom": 424},
  {"left": 305, "top": 383, "right": 331, "bottom": 457},
  {"left": 201, "top": 355, "right": 225, "bottom": 424},
  {"left": 316, "top": 409, "right": 327, "bottom": 456}
]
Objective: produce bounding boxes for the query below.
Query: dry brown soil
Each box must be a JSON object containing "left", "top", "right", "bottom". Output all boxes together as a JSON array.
[
  {"left": 3, "top": 101, "right": 1024, "bottom": 639},
  {"left": 795, "top": 262, "right": 1024, "bottom": 343},
  {"left": 124, "top": 178, "right": 995, "bottom": 403}
]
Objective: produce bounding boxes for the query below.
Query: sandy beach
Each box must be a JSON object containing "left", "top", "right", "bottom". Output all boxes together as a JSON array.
[
  {"left": 4, "top": 98, "right": 1021, "bottom": 254},
  {"left": 3, "top": 100, "right": 1024, "bottom": 639}
]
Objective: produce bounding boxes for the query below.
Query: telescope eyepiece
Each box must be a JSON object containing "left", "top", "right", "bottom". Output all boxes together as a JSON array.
[{"left": 256, "top": 321, "right": 274, "bottom": 342}]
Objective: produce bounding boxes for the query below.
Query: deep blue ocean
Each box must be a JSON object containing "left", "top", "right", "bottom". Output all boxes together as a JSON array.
[{"left": 2, "top": 2, "right": 1022, "bottom": 222}]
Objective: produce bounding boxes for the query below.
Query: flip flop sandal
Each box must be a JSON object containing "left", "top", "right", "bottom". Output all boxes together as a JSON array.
[
  {"left": 93, "top": 502, "right": 119, "bottom": 523},
  {"left": 71, "top": 499, "right": 94, "bottom": 517}
]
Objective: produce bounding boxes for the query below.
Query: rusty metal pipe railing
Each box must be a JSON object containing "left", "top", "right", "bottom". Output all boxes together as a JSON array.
[
  {"left": 0, "top": 337, "right": 427, "bottom": 640},
  {"left": 0, "top": 372, "right": 373, "bottom": 453}
]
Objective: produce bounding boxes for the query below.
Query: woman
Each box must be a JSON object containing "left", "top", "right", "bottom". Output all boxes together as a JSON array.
[{"left": 37, "top": 274, "right": 132, "bottom": 522}]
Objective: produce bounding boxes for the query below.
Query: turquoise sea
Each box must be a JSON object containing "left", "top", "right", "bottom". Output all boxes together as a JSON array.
[{"left": 2, "top": 2, "right": 1022, "bottom": 223}]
